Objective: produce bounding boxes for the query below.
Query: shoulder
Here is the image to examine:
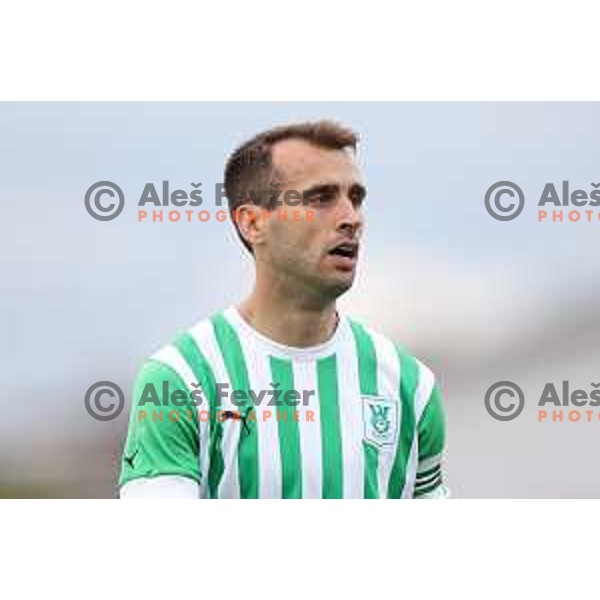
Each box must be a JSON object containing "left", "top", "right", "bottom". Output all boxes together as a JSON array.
[
  {"left": 346, "top": 316, "right": 438, "bottom": 409},
  {"left": 137, "top": 310, "right": 227, "bottom": 388},
  {"left": 346, "top": 316, "right": 436, "bottom": 378}
]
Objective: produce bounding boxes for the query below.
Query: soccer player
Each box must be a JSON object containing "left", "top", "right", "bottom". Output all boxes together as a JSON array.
[{"left": 119, "top": 121, "right": 448, "bottom": 499}]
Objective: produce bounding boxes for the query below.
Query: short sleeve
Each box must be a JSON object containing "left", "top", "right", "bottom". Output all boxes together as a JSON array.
[
  {"left": 414, "top": 384, "right": 449, "bottom": 499},
  {"left": 118, "top": 359, "right": 200, "bottom": 488}
]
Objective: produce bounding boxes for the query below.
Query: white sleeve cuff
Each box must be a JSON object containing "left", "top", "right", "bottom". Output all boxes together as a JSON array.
[{"left": 120, "top": 475, "right": 200, "bottom": 499}]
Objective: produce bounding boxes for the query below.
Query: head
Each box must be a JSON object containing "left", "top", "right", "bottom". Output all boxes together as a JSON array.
[{"left": 224, "top": 121, "right": 366, "bottom": 301}]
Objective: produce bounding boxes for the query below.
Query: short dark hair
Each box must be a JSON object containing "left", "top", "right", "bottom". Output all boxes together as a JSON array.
[{"left": 224, "top": 120, "right": 358, "bottom": 252}]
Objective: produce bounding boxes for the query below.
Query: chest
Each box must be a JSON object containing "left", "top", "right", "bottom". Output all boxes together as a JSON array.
[{"left": 208, "top": 370, "right": 414, "bottom": 499}]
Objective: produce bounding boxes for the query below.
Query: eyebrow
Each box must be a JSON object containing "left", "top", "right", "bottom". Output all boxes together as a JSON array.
[
  {"left": 302, "top": 182, "right": 367, "bottom": 199},
  {"left": 302, "top": 183, "right": 338, "bottom": 198}
]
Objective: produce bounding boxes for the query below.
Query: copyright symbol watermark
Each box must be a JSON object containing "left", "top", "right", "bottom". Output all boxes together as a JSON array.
[
  {"left": 485, "top": 381, "right": 525, "bottom": 421},
  {"left": 485, "top": 181, "right": 525, "bottom": 221},
  {"left": 85, "top": 381, "right": 125, "bottom": 421},
  {"left": 85, "top": 181, "right": 125, "bottom": 221}
]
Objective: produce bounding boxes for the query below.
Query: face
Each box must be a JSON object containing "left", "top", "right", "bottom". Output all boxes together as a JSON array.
[{"left": 250, "top": 139, "right": 366, "bottom": 300}]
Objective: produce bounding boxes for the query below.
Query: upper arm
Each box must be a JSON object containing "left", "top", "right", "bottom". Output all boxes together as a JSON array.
[
  {"left": 118, "top": 359, "right": 201, "bottom": 490},
  {"left": 414, "top": 382, "right": 449, "bottom": 499}
]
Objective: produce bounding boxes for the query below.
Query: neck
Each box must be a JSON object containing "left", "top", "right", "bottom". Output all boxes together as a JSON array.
[{"left": 237, "top": 265, "right": 339, "bottom": 348}]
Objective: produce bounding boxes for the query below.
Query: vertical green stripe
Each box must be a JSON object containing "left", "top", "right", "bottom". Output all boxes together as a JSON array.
[
  {"left": 387, "top": 347, "right": 418, "bottom": 498},
  {"left": 349, "top": 322, "right": 378, "bottom": 395},
  {"left": 349, "top": 321, "right": 379, "bottom": 499},
  {"left": 211, "top": 314, "right": 259, "bottom": 499},
  {"left": 172, "top": 332, "right": 224, "bottom": 498},
  {"left": 317, "top": 354, "right": 343, "bottom": 498},
  {"left": 269, "top": 357, "right": 302, "bottom": 499}
]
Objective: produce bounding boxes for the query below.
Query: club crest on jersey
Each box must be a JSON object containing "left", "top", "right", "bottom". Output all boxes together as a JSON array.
[{"left": 362, "top": 396, "right": 398, "bottom": 447}]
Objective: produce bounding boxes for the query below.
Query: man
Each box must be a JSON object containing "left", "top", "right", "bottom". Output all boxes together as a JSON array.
[{"left": 119, "top": 121, "right": 448, "bottom": 499}]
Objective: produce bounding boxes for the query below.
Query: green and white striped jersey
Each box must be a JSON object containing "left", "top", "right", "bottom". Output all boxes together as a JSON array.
[{"left": 119, "top": 307, "right": 447, "bottom": 499}]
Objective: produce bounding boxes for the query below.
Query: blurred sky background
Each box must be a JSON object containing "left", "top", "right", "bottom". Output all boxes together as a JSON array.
[{"left": 1, "top": 102, "right": 599, "bottom": 498}]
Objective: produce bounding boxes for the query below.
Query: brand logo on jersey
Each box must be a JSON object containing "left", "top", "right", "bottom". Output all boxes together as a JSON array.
[
  {"left": 362, "top": 396, "right": 398, "bottom": 447},
  {"left": 221, "top": 409, "right": 252, "bottom": 436},
  {"left": 124, "top": 449, "right": 139, "bottom": 469}
]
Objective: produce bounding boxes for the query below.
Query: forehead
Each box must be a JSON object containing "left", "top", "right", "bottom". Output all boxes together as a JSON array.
[{"left": 271, "top": 138, "right": 361, "bottom": 187}]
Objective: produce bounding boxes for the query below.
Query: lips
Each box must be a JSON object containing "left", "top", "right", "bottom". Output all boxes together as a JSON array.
[
  {"left": 326, "top": 241, "right": 359, "bottom": 271},
  {"left": 327, "top": 241, "right": 359, "bottom": 259}
]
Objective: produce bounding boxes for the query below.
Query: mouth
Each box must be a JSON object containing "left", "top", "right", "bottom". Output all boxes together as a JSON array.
[{"left": 326, "top": 241, "right": 359, "bottom": 268}]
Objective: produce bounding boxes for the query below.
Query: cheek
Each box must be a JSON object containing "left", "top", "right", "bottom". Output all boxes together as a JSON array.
[{"left": 269, "top": 219, "right": 318, "bottom": 251}]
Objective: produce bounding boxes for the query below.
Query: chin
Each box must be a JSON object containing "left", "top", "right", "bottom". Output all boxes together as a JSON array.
[{"left": 323, "top": 274, "right": 356, "bottom": 299}]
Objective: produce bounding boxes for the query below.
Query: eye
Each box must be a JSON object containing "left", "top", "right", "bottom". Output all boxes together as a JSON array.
[
  {"left": 350, "top": 187, "right": 366, "bottom": 207},
  {"left": 308, "top": 192, "right": 335, "bottom": 205}
]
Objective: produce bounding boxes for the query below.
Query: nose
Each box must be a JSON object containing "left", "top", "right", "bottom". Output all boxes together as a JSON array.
[{"left": 337, "top": 194, "right": 363, "bottom": 237}]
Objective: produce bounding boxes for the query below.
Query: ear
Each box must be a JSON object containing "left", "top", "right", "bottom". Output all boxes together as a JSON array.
[{"left": 235, "top": 204, "right": 268, "bottom": 249}]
